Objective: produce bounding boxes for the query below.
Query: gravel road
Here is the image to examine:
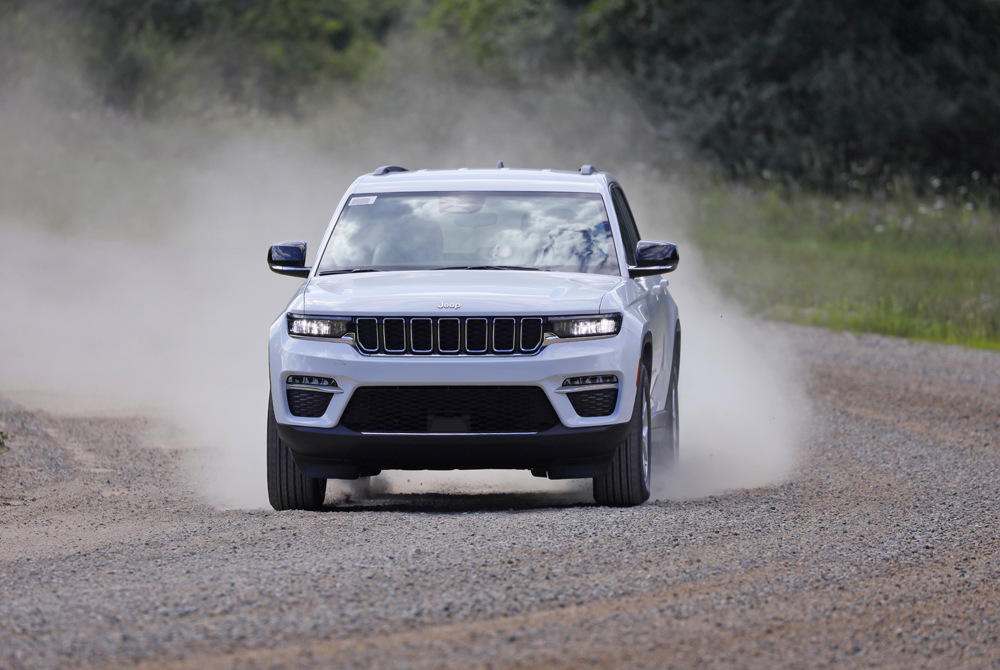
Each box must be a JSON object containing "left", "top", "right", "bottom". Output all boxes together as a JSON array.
[{"left": 1, "top": 325, "right": 998, "bottom": 669}]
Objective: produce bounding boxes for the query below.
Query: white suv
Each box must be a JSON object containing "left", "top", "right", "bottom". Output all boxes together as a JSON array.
[{"left": 266, "top": 165, "right": 680, "bottom": 509}]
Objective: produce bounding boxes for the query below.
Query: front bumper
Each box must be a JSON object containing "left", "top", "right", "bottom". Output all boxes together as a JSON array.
[
  {"left": 277, "top": 421, "right": 629, "bottom": 480},
  {"left": 268, "top": 322, "right": 641, "bottom": 429},
  {"left": 269, "top": 317, "right": 640, "bottom": 479}
]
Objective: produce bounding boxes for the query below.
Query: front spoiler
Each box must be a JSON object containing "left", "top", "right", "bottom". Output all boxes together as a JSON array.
[{"left": 276, "top": 422, "right": 629, "bottom": 480}]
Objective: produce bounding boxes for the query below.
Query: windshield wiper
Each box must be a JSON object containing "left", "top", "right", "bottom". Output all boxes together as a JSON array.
[
  {"left": 317, "top": 268, "right": 382, "bottom": 276},
  {"left": 430, "top": 265, "right": 542, "bottom": 271}
]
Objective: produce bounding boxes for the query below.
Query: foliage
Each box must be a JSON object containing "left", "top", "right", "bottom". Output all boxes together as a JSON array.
[
  {"left": 420, "top": 0, "right": 579, "bottom": 78},
  {"left": 12, "top": 0, "right": 1000, "bottom": 189},
  {"left": 424, "top": 0, "right": 1000, "bottom": 192},
  {"left": 583, "top": 0, "right": 1000, "bottom": 190},
  {"left": 0, "top": 431, "right": 8, "bottom": 456},
  {"left": 16, "top": 0, "right": 408, "bottom": 113},
  {"left": 691, "top": 183, "right": 1000, "bottom": 349}
]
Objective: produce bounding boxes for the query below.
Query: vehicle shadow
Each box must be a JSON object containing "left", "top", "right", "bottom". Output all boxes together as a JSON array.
[{"left": 320, "top": 489, "right": 595, "bottom": 513}]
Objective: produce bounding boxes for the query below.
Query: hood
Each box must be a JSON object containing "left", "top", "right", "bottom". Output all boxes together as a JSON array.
[{"left": 302, "top": 270, "right": 621, "bottom": 316}]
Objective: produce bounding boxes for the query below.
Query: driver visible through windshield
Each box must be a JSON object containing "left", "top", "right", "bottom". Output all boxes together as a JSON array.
[{"left": 316, "top": 191, "right": 619, "bottom": 276}]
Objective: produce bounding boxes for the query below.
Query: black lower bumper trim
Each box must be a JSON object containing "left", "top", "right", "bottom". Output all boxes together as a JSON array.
[{"left": 276, "top": 421, "right": 628, "bottom": 480}]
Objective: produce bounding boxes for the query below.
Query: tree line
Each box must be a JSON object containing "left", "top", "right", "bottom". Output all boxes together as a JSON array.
[{"left": 7, "top": 0, "right": 1000, "bottom": 191}]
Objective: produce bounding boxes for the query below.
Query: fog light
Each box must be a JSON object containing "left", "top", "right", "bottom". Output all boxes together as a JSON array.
[
  {"left": 287, "top": 375, "right": 338, "bottom": 388},
  {"left": 562, "top": 375, "right": 618, "bottom": 387}
]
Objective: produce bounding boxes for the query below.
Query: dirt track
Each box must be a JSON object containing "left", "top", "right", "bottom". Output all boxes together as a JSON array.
[{"left": 2, "top": 325, "right": 999, "bottom": 669}]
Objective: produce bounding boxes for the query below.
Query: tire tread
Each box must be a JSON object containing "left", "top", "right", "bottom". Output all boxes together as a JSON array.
[
  {"left": 593, "top": 364, "right": 651, "bottom": 507},
  {"left": 267, "top": 397, "right": 326, "bottom": 511}
]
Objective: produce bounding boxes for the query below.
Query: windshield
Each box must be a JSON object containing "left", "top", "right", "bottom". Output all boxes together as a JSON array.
[{"left": 316, "top": 191, "right": 619, "bottom": 275}]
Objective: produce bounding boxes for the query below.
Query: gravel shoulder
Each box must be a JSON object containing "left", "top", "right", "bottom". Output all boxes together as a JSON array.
[{"left": 1, "top": 325, "right": 998, "bottom": 669}]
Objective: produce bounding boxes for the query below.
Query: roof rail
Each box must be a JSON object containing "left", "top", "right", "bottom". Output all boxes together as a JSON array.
[
  {"left": 579, "top": 165, "right": 597, "bottom": 175},
  {"left": 372, "top": 165, "right": 408, "bottom": 176}
]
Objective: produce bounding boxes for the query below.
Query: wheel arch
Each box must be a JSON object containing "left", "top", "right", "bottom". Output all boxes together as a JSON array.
[
  {"left": 642, "top": 330, "right": 653, "bottom": 370},
  {"left": 672, "top": 319, "right": 682, "bottom": 381}
]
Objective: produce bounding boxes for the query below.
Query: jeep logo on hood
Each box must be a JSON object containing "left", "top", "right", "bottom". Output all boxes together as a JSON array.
[{"left": 438, "top": 302, "right": 461, "bottom": 309}]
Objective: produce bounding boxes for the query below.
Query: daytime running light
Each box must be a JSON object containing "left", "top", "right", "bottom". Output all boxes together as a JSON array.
[
  {"left": 287, "top": 316, "right": 348, "bottom": 338},
  {"left": 551, "top": 315, "right": 621, "bottom": 338}
]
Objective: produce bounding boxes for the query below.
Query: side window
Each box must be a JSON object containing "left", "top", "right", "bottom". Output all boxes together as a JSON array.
[{"left": 611, "top": 185, "right": 637, "bottom": 265}]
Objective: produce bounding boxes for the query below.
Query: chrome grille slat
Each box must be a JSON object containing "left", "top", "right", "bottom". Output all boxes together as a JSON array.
[
  {"left": 438, "top": 318, "right": 461, "bottom": 353},
  {"left": 383, "top": 318, "right": 406, "bottom": 352},
  {"left": 356, "top": 317, "right": 545, "bottom": 355},
  {"left": 356, "top": 318, "right": 379, "bottom": 352},
  {"left": 520, "top": 317, "right": 543, "bottom": 352},
  {"left": 465, "top": 318, "right": 488, "bottom": 353},
  {"left": 410, "top": 318, "right": 433, "bottom": 353},
  {"left": 493, "top": 318, "right": 516, "bottom": 353}
]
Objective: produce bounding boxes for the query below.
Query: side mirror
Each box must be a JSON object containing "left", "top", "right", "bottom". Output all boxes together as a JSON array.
[
  {"left": 628, "top": 240, "right": 679, "bottom": 277},
  {"left": 268, "top": 240, "right": 311, "bottom": 278}
]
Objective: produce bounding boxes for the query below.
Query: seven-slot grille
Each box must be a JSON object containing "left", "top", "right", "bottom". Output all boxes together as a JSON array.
[{"left": 353, "top": 317, "right": 544, "bottom": 355}]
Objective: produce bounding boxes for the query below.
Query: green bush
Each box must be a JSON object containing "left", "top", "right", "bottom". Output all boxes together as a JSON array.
[
  {"left": 420, "top": 0, "right": 580, "bottom": 78},
  {"left": 16, "top": 0, "right": 408, "bottom": 113},
  {"left": 10, "top": 0, "right": 1000, "bottom": 189},
  {"left": 423, "top": 0, "right": 1000, "bottom": 191},
  {"left": 579, "top": 0, "right": 1000, "bottom": 190}
]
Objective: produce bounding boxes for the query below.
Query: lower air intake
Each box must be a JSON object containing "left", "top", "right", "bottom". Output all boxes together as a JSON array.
[
  {"left": 287, "top": 389, "right": 333, "bottom": 418},
  {"left": 340, "top": 386, "right": 559, "bottom": 433},
  {"left": 567, "top": 389, "right": 619, "bottom": 417}
]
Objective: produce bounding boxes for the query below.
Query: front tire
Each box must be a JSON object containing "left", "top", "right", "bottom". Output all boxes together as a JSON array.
[
  {"left": 267, "top": 396, "right": 326, "bottom": 511},
  {"left": 593, "top": 360, "right": 652, "bottom": 506}
]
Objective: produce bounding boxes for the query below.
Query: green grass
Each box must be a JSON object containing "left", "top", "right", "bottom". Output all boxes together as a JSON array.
[{"left": 691, "top": 184, "right": 1000, "bottom": 350}]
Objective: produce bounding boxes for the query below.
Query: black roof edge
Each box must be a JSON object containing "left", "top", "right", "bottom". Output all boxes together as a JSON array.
[{"left": 372, "top": 165, "right": 409, "bottom": 176}]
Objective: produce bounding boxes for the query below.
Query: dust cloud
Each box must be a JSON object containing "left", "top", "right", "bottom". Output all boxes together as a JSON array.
[
  {"left": 622, "top": 177, "right": 807, "bottom": 500},
  {"left": 0, "top": 55, "right": 804, "bottom": 507}
]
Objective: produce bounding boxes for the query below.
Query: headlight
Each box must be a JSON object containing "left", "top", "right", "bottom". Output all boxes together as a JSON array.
[
  {"left": 287, "top": 315, "right": 349, "bottom": 339},
  {"left": 549, "top": 314, "right": 622, "bottom": 338}
]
